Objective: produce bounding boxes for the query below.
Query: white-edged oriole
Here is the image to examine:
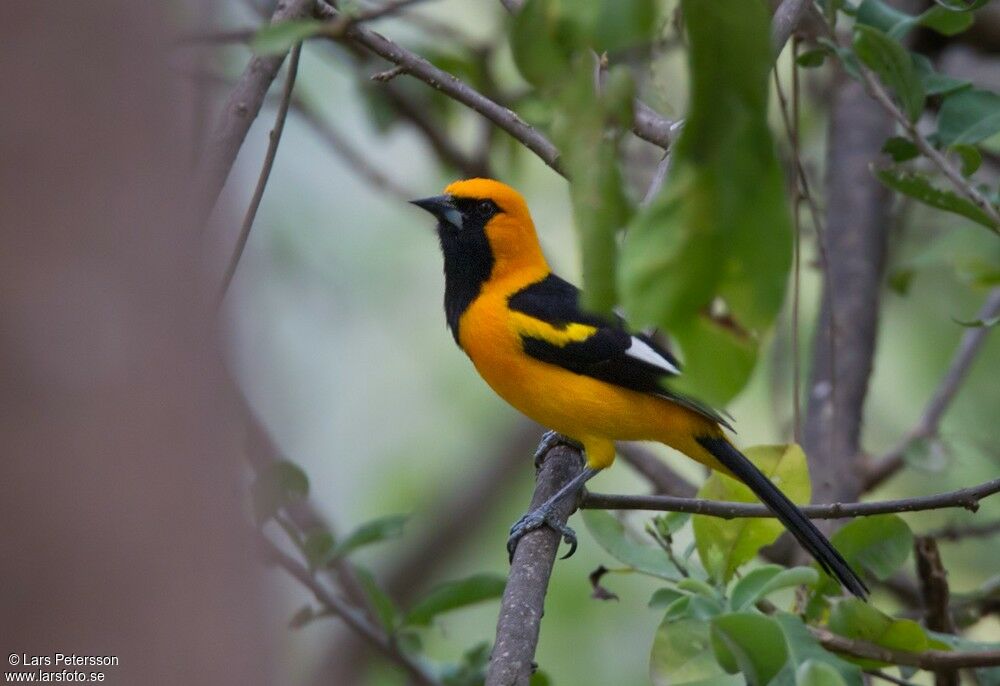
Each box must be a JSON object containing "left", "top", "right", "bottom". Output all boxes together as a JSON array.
[{"left": 412, "top": 178, "right": 867, "bottom": 598}]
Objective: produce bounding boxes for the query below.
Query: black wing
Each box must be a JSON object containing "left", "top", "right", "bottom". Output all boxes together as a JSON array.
[{"left": 507, "top": 274, "right": 732, "bottom": 430}]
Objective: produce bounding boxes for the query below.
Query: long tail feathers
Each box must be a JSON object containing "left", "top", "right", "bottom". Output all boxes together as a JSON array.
[{"left": 697, "top": 436, "right": 869, "bottom": 599}]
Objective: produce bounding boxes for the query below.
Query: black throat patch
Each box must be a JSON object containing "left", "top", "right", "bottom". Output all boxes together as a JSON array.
[{"left": 437, "top": 198, "right": 501, "bottom": 344}]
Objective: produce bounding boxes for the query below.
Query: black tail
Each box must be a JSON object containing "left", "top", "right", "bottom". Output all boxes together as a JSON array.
[{"left": 697, "top": 436, "right": 869, "bottom": 598}]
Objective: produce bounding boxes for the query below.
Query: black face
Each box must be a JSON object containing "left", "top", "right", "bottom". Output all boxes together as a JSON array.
[{"left": 410, "top": 195, "right": 503, "bottom": 343}]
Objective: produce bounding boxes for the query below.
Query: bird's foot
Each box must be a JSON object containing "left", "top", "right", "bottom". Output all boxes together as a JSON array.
[
  {"left": 533, "top": 430, "right": 584, "bottom": 468},
  {"left": 506, "top": 502, "right": 578, "bottom": 562}
]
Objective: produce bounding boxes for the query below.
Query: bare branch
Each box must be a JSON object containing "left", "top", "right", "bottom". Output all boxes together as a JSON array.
[
  {"left": 810, "top": 627, "right": 1000, "bottom": 669},
  {"left": 259, "top": 536, "right": 442, "bottom": 686},
  {"left": 865, "top": 287, "right": 1000, "bottom": 489},
  {"left": 927, "top": 518, "right": 1000, "bottom": 542},
  {"left": 770, "top": 0, "right": 811, "bottom": 56},
  {"left": 195, "top": 0, "right": 313, "bottom": 221},
  {"left": 486, "top": 444, "right": 585, "bottom": 686},
  {"left": 218, "top": 44, "right": 301, "bottom": 299},
  {"left": 580, "top": 476, "right": 1000, "bottom": 518}
]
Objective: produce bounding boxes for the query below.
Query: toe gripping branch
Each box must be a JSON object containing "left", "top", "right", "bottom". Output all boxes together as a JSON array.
[{"left": 507, "top": 433, "right": 598, "bottom": 563}]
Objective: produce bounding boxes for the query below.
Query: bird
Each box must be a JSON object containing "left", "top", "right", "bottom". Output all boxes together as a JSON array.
[{"left": 411, "top": 178, "right": 868, "bottom": 598}]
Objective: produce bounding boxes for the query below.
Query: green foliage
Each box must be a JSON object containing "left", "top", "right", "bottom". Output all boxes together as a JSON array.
[
  {"left": 650, "top": 616, "right": 742, "bottom": 686},
  {"left": 773, "top": 613, "right": 863, "bottom": 686},
  {"left": 852, "top": 25, "right": 924, "bottom": 122},
  {"left": 252, "top": 19, "right": 325, "bottom": 55},
  {"left": 828, "top": 599, "right": 948, "bottom": 668},
  {"left": 355, "top": 565, "right": 400, "bottom": 632},
  {"left": 729, "top": 565, "right": 819, "bottom": 612},
  {"left": 936, "top": 89, "right": 1000, "bottom": 146},
  {"left": 828, "top": 514, "right": 913, "bottom": 581},
  {"left": 693, "top": 445, "right": 811, "bottom": 583},
  {"left": 873, "top": 168, "right": 1000, "bottom": 232},
  {"left": 795, "top": 660, "right": 849, "bottom": 686},
  {"left": 856, "top": 0, "right": 977, "bottom": 38},
  {"left": 332, "top": 513, "right": 409, "bottom": 559},
  {"left": 619, "top": 0, "right": 791, "bottom": 405},
  {"left": 711, "top": 613, "right": 788, "bottom": 686},
  {"left": 582, "top": 509, "right": 683, "bottom": 579},
  {"left": 251, "top": 460, "right": 309, "bottom": 524},
  {"left": 403, "top": 573, "right": 507, "bottom": 626}
]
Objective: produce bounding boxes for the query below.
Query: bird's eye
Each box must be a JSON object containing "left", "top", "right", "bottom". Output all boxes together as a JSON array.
[{"left": 479, "top": 200, "right": 493, "bottom": 213}]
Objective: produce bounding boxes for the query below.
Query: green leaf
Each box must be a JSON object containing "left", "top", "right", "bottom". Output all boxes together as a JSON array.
[
  {"left": 796, "top": 49, "right": 828, "bottom": 68},
  {"left": 650, "top": 616, "right": 741, "bottom": 686},
  {"left": 404, "top": 574, "right": 506, "bottom": 626},
  {"left": 592, "top": 0, "right": 658, "bottom": 53},
  {"left": 669, "top": 314, "right": 758, "bottom": 407},
  {"left": 252, "top": 18, "right": 325, "bottom": 55},
  {"left": 250, "top": 460, "right": 309, "bottom": 525},
  {"left": 912, "top": 54, "right": 971, "bottom": 97},
  {"left": 649, "top": 587, "right": 686, "bottom": 609},
  {"left": 937, "top": 89, "right": 1000, "bottom": 146},
  {"left": 509, "top": 0, "right": 582, "bottom": 87},
  {"left": 302, "top": 529, "right": 336, "bottom": 570},
  {"left": 729, "top": 565, "right": 819, "bottom": 611},
  {"left": 828, "top": 514, "right": 912, "bottom": 582},
  {"left": 873, "top": 167, "right": 999, "bottom": 231},
  {"left": 440, "top": 642, "right": 491, "bottom": 686},
  {"left": 332, "top": 514, "right": 409, "bottom": 559},
  {"left": 954, "top": 315, "right": 1000, "bottom": 328},
  {"left": 897, "top": 227, "right": 1000, "bottom": 287},
  {"left": 693, "top": 445, "right": 811, "bottom": 583},
  {"left": 856, "top": 0, "right": 974, "bottom": 38},
  {"left": 620, "top": 0, "right": 791, "bottom": 401},
  {"left": 828, "top": 599, "right": 936, "bottom": 668},
  {"left": 774, "top": 613, "right": 863, "bottom": 686},
  {"left": 710, "top": 613, "right": 787, "bottom": 686},
  {"left": 582, "top": 510, "right": 682, "bottom": 579},
  {"left": 652, "top": 512, "right": 692, "bottom": 538},
  {"left": 881, "top": 136, "right": 919, "bottom": 162},
  {"left": 354, "top": 565, "right": 399, "bottom": 632},
  {"left": 853, "top": 25, "right": 924, "bottom": 122},
  {"left": 953, "top": 144, "right": 983, "bottom": 176},
  {"left": 796, "top": 660, "right": 849, "bottom": 686}
]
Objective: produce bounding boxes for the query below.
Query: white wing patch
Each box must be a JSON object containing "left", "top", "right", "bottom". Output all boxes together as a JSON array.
[{"left": 625, "top": 336, "right": 681, "bottom": 375}]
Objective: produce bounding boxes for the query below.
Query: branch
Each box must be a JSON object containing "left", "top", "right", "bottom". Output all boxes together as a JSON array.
[
  {"left": 194, "top": 0, "right": 313, "bottom": 221},
  {"left": 865, "top": 287, "right": 1000, "bottom": 489},
  {"left": 770, "top": 0, "right": 812, "bottom": 56},
  {"left": 259, "top": 536, "right": 442, "bottom": 686},
  {"left": 580, "top": 476, "right": 1000, "bottom": 518},
  {"left": 927, "top": 518, "right": 1000, "bottom": 542},
  {"left": 486, "top": 443, "right": 584, "bottom": 686},
  {"left": 915, "top": 536, "right": 957, "bottom": 686},
  {"left": 218, "top": 43, "right": 301, "bottom": 299},
  {"left": 810, "top": 627, "right": 1000, "bottom": 669}
]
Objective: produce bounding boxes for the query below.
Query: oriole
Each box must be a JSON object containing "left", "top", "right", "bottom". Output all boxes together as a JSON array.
[{"left": 412, "top": 178, "right": 867, "bottom": 598}]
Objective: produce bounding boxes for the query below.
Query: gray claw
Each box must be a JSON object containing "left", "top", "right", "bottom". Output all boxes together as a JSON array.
[
  {"left": 533, "top": 431, "right": 583, "bottom": 468},
  {"left": 506, "top": 503, "right": 578, "bottom": 562}
]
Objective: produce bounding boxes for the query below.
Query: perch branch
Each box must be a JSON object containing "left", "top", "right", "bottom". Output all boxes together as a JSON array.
[
  {"left": 485, "top": 443, "right": 584, "bottom": 686},
  {"left": 865, "top": 287, "right": 1000, "bottom": 489},
  {"left": 580, "top": 477, "right": 1000, "bottom": 517},
  {"left": 810, "top": 627, "right": 1000, "bottom": 669}
]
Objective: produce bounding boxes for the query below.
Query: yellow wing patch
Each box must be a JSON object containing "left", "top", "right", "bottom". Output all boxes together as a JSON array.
[{"left": 510, "top": 312, "right": 597, "bottom": 347}]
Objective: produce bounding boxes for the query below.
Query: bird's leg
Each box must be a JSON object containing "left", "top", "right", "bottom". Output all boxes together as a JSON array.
[
  {"left": 532, "top": 430, "right": 583, "bottom": 468},
  {"left": 507, "top": 467, "right": 600, "bottom": 562}
]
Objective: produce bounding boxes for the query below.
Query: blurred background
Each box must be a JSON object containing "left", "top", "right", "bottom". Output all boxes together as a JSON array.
[{"left": 2, "top": 1, "right": 999, "bottom": 685}]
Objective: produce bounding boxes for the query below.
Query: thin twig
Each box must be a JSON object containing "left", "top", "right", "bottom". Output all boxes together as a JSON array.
[
  {"left": 218, "top": 43, "right": 301, "bottom": 300},
  {"left": 770, "top": 0, "right": 812, "bottom": 57},
  {"left": 865, "top": 287, "right": 1000, "bottom": 489},
  {"left": 867, "top": 670, "right": 919, "bottom": 686},
  {"left": 195, "top": 0, "right": 313, "bottom": 222},
  {"left": 580, "top": 476, "right": 1000, "bottom": 517},
  {"left": 811, "top": 627, "right": 1000, "bottom": 669},
  {"left": 915, "top": 536, "right": 958, "bottom": 686},
  {"left": 259, "top": 536, "right": 442, "bottom": 686},
  {"left": 927, "top": 519, "right": 1000, "bottom": 542}
]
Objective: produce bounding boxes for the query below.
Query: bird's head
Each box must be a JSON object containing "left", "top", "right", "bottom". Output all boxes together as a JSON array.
[{"left": 411, "top": 178, "right": 548, "bottom": 281}]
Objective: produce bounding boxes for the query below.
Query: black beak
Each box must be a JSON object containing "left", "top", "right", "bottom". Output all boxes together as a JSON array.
[{"left": 410, "top": 195, "right": 462, "bottom": 231}]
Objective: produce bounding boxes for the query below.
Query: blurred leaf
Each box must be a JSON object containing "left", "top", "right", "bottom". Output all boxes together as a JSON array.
[
  {"left": 796, "top": 49, "right": 828, "bottom": 68},
  {"left": 828, "top": 514, "right": 912, "bottom": 582},
  {"left": 332, "top": 514, "right": 409, "bottom": 559},
  {"left": 873, "top": 168, "right": 999, "bottom": 231},
  {"left": 881, "top": 136, "right": 919, "bottom": 162},
  {"left": 593, "top": 0, "right": 658, "bottom": 53},
  {"left": 710, "top": 613, "right": 787, "bottom": 685},
  {"left": 729, "top": 565, "right": 819, "bottom": 611},
  {"left": 669, "top": 313, "right": 758, "bottom": 407},
  {"left": 620, "top": 0, "right": 791, "bottom": 395},
  {"left": 932, "top": 0, "right": 992, "bottom": 10},
  {"left": 404, "top": 574, "right": 506, "bottom": 626},
  {"left": 912, "top": 54, "right": 970, "bottom": 97},
  {"left": 693, "top": 445, "right": 811, "bottom": 583},
  {"left": 853, "top": 25, "right": 924, "bottom": 122},
  {"left": 937, "top": 89, "right": 1000, "bottom": 146},
  {"left": 649, "top": 587, "right": 686, "bottom": 609},
  {"left": 509, "top": 0, "right": 582, "bottom": 87},
  {"left": 650, "top": 616, "right": 741, "bottom": 686},
  {"left": 828, "top": 599, "right": 938, "bottom": 668},
  {"left": 583, "top": 510, "right": 682, "bottom": 579},
  {"left": 302, "top": 528, "right": 336, "bottom": 570},
  {"left": 529, "top": 671, "right": 552, "bottom": 686},
  {"left": 902, "top": 435, "right": 950, "bottom": 472},
  {"left": 252, "top": 19, "right": 324, "bottom": 55},
  {"left": 897, "top": 227, "right": 1000, "bottom": 286},
  {"left": 652, "top": 512, "right": 692, "bottom": 538},
  {"left": 440, "top": 641, "right": 491, "bottom": 686},
  {"left": 251, "top": 460, "right": 309, "bottom": 525},
  {"left": 856, "top": 0, "right": 975, "bottom": 37},
  {"left": 355, "top": 565, "right": 399, "bottom": 632},
  {"left": 796, "top": 660, "right": 849, "bottom": 686},
  {"left": 953, "top": 144, "right": 983, "bottom": 176},
  {"left": 774, "top": 613, "right": 864, "bottom": 686},
  {"left": 954, "top": 315, "right": 1000, "bottom": 327}
]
